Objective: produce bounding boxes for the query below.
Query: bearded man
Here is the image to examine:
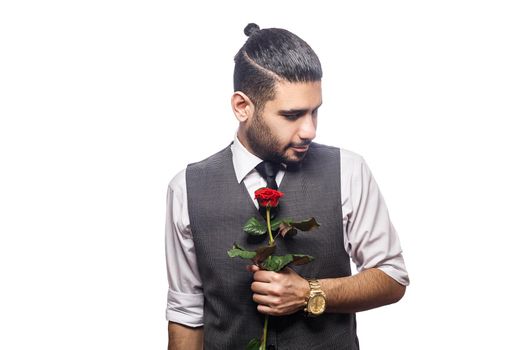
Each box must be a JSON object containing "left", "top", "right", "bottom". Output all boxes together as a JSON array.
[{"left": 165, "top": 23, "right": 409, "bottom": 350}]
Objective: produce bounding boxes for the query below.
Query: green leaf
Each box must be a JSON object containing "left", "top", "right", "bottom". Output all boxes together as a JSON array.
[
  {"left": 243, "top": 217, "right": 267, "bottom": 236},
  {"left": 246, "top": 338, "right": 261, "bottom": 350},
  {"left": 270, "top": 218, "right": 290, "bottom": 231},
  {"left": 261, "top": 255, "right": 294, "bottom": 271},
  {"left": 227, "top": 243, "right": 256, "bottom": 259},
  {"left": 261, "top": 254, "right": 315, "bottom": 271},
  {"left": 254, "top": 243, "right": 276, "bottom": 265}
]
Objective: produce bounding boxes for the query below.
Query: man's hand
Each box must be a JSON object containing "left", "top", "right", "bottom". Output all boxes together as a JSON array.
[{"left": 248, "top": 265, "right": 310, "bottom": 316}]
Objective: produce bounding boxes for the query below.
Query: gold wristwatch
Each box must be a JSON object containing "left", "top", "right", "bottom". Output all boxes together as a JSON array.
[{"left": 304, "top": 279, "right": 326, "bottom": 316}]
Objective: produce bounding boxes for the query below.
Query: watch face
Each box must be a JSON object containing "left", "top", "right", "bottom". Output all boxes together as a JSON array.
[{"left": 308, "top": 294, "right": 326, "bottom": 315}]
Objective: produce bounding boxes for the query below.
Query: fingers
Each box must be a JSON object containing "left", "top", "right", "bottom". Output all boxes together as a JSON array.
[
  {"left": 251, "top": 282, "right": 276, "bottom": 315},
  {"left": 250, "top": 281, "right": 269, "bottom": 295},
  {"left": 248, "top": 267, "right": 307, "bottom": 316},
  {"left": 253, "top": 295, "right": 299, "bottom": 317},
  {"left": 257, "top": 304, "right": 278, "bottom": 316},
  {"left": 245, "top": 264, "right": 260, "bottom": 273},
  {"left": 252, "top": 292, "right": 277, "bottom": 307},
  {"left": 252, "top": 292, "right": 284, "bottom": 316},
  {"left": 251, "top": 269, "right": 276, "bottom": 283}
]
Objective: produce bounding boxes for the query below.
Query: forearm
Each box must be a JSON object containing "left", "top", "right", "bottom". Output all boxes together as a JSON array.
[
  {"left": 168, "top": 322, "right": 203, "bottom": 350},
  {"left": 320, "top": 268, "right": 406, "bottom": 313}
]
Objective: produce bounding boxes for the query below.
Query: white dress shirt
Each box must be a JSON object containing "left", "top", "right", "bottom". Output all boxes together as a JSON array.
[{"left": 165, "top": 136, "right": 409, "bottom": 327}]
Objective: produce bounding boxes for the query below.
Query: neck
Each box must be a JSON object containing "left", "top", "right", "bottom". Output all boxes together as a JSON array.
[{"left": 236, "top": 128, "right": 258, "bottom": 158}]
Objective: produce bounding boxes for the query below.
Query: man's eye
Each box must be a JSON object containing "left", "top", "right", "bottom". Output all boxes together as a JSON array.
[{"left": 283, "top": 114, "right": 300, "bottom": 120}]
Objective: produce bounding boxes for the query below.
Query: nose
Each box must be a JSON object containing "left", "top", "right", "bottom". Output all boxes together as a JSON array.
[{"left": 298, "top": 114, "right": 317, "bottom": 141}]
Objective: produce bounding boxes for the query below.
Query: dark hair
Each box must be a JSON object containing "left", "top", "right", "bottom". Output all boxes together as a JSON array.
[{"left": 233, "top": 23, "right": 323, "bottom": 112}]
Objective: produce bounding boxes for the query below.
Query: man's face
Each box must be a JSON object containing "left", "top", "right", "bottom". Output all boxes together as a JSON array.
[{"left": 245, "top": 81, "right": 322, "bottom": 165}]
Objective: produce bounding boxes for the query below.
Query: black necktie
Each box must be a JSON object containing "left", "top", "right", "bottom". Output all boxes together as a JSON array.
[
  {"left": 255, "top": 161, "right": 280, "bottom": 190},
  {"left": 255, "top": 161, "right": 280, "bottom": 218}
]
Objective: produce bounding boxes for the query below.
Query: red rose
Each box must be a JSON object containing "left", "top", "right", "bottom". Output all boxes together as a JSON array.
[{"left": 254, "top": 188, "right": 283, "bottom": 208}]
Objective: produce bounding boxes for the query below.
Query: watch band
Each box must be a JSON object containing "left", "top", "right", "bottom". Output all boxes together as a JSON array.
[
  {"left": 304, "top": 279, "right": 326, "bottom": 316},
  {"left": 308, "top": 279, "right": 322, "bottom": 291}
]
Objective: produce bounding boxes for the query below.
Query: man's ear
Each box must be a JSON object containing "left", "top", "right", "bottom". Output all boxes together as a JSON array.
[{"left": 231, "top": 91, "right": 255, "bottom": 122}]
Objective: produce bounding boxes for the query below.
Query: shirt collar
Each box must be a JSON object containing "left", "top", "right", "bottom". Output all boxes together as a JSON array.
[{"left": 231, "top": 133, "right": 263, "bottom": 184}]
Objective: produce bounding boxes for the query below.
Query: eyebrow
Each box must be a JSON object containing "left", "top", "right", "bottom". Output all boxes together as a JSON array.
[{"left": 278, "top": 103, "right": 323, "bottom": 115}]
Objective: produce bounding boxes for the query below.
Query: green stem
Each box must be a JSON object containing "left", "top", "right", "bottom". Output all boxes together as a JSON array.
[
  {"left": 261, "top": 314, "right": 269, "bottom": 350},
  {"left": 262, "top": 207, "right": 272, "bottom": 349},
  {"left": 266, "top": 207, "right": 274, "bottom": 243}
]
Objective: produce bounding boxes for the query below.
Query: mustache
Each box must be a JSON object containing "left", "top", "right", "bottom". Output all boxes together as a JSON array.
[{"left": 289, "top": 141, "right": 312, "bottom": 148}]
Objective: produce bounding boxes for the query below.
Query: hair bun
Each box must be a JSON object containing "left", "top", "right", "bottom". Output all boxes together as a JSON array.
[{"left": 244, "top": 23, "right": 260, "bottom": 37}]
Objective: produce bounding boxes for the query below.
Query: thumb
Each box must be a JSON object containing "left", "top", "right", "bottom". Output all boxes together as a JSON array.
[{"left": 246, "top": 264, "right": 261, "bottom": 273}]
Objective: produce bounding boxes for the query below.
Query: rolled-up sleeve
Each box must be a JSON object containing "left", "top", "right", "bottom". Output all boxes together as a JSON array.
[
  {"left": 341, "top": 151, "right": 410, "bottom": 286},
  {"left": 165, "top": 170, "right": 204, "bottom": 327}
]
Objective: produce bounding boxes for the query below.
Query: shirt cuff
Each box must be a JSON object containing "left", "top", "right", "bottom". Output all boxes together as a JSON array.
[
  {"left": 376, "top": 257, "right": 410, "bottom": 286},
  {"left": 166, "top": 289, "right": 204, "bottom": 327}
]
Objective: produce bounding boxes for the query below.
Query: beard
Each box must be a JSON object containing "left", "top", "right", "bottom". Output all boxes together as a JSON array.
[{"left": 246, "top": 111, "right": 311, "bottom": 165}]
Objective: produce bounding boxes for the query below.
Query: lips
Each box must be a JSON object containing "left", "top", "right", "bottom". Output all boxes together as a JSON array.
[{"left": 291, "top": 145, "right": 309, "bottom": 152}]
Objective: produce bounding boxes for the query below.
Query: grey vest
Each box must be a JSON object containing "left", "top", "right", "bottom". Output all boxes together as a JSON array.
[{"left": 186, "top": 143, "right": 359, "bottom": 349}]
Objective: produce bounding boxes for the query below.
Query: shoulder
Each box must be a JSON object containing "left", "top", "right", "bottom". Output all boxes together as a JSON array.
[
  {"left": 339, "top": 147, "right": 366, "bottom": 168},
  {"left": 311, "top": 143, "right": 366, "bottom": 167},
  {"left": 167, "top": 146, "right": 231, "bottom": 190},
  {"left": 169, "top": 143, "right": 233, "bottom": 191},
  {"left": 186, "top": 144, "right": 233, "bottom": 173},
  {"left": 306, "top": 143, "right": 341, "bottom": 163},
  {"left": 310, "top": 142, "right": 339, "bottom": 152},
  {"left": 315, "top": 144, "right": 370, "bottom": 183},
  {"left": 337, "top": 148, "right": 377, "bottom": 187},
  {"left": 168, "top": 168, "right": 186, "bottom": 194}
]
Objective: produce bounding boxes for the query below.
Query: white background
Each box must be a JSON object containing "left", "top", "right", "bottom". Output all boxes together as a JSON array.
[{"left": 1, "top": 1, "right": 524, "bottom": 349}]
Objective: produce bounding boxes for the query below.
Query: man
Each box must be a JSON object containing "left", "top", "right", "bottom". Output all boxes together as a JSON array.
[{"left": 165, "top": 23, "right": 409, "bottom": 349}]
